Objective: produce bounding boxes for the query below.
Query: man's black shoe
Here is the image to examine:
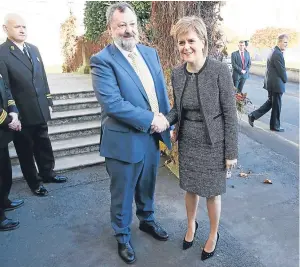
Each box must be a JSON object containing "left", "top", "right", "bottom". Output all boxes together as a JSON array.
[
  {"left": 139, "top": 221, "right": 169, "bottom": 241},
  {"left": 43, "top": 175, "right": 67, "bottom": 183},
  {"left": 270, "top": 128, "right": 285, "bottom": 132},
  {"left": 248, "top": 113, "right": 255, "bottom": 127},
  {"left": 32, "top": 185, "right": 48, "bottom": 196},
  {"left": 4, "top": 199, "right": 24, "bottom": 211},
  {"left": 0, "top": 218, "right": 20, "bottom": 231},
  {"left": 118, "top": 241, "right": 136, "bottom": 264}
]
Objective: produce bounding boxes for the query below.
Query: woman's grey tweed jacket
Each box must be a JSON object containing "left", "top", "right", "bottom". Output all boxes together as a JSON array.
[{"left": 167, "top": 59, "right": 238, "bottom": 160}]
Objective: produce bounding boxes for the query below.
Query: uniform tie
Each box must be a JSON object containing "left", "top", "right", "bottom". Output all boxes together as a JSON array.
[
  {"left": 128, "top": 52, "right": 159, "bottom": 113},
  {"left": 23, "top": 45, "right": 32, "bottom": 64}
]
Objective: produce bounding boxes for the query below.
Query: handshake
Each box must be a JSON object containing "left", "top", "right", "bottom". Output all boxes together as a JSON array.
[
  {"left": 151, "top": 113, "right": 170, "bottom": 133},
  {"left": 8, "top": 112, "right": 22, "bottom": 131}
]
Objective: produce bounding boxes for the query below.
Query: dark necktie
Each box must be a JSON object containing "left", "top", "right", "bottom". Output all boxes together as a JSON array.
[
  {"left": 241, "top": 51, "right": 245, "bottom": 70},
  {"left": 23, "top": 46, "right": 32, "bottom": 64}
]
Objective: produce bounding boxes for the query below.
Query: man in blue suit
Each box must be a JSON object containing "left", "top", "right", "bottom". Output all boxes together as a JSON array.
[
  {"left": 90, "top": 2, "right": 171, "bottom": 264},
  {"left": 231, "top": 40, "right": 251, "bottom": 93}
]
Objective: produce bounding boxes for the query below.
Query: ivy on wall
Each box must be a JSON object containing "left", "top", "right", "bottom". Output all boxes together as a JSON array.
[{"left": 84, "top": 1, "right": 151, "bottom": 42}]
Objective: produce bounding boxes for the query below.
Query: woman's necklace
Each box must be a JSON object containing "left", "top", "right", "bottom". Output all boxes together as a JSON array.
[{"left": 187, "top": 58, "right": 206, "bottom": 80}]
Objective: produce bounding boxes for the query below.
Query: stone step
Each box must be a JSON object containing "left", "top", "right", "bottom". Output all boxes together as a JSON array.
[
  {"left": 8, "top": 120, "right": 101, "bottom": 148},
  {"left": 52, "top": 90, "right": 95, "bottom": 101},
  {"left": 49, "top": 107, "right": 101, "bottom": 126},
  {"left": 49, "top": 120, "right": 101, "bottom": 141},
  {"left": 9, "top": 135, "right": 100, "bottom": 166},
  {"left": 12, "top": 151, "right": 105, "bottom": 180},
  {"left": 52, "top": 97, "right": 99, "bottom": 112}
]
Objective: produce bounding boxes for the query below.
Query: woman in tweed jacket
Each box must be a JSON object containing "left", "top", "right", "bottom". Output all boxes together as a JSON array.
[{"left": 166, "top": 16, "right": 238, "bottom": 260}]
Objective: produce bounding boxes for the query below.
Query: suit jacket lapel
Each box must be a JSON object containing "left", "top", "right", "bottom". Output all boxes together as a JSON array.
[
  {"left": 26, "top": 43, "right": 37, "bottom": 76},
  {"left": 110, "top": 44, "right": 149, "bottom": 103},
  {"left": 6, "top": 40, "right": 33, "bottom": 72}
]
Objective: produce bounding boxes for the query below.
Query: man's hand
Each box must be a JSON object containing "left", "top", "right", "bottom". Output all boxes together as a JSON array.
[
  {"left": 49, "top": 106, "right": 53, "bottom": 116},
  {"left": 8, "top": 112, "right": 22, "bottom": 131},
  {"left": 151, "top": 113, "right": 169, "bottom": 133},
  {"left": 241, "top": 70, "right": 246, "bottom": 74}
]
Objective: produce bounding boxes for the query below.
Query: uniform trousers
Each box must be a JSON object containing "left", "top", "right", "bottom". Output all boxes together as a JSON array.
[
  {"left": 13, "top": 124, "right": 55, "bottom": 190},
  {"left": 0, "top": 146, "right": 12, "bottom": 220}
]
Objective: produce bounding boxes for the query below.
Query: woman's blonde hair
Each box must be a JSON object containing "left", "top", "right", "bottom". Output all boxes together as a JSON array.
[{"left": 171, "top": 16, "right": 208, "bottom": 57}]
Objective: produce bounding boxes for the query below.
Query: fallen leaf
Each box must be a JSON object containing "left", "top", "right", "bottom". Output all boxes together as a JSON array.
[
  {"left": 263, "top": 179, "right": 272, "bottom": 184},
  {"left": 239, "top": 172, "right": 248, "bottom": 178}
]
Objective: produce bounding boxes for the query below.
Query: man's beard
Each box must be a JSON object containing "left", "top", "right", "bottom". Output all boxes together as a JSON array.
[{"left": 114, "top": 33, "right": 139, "bottom": 52}]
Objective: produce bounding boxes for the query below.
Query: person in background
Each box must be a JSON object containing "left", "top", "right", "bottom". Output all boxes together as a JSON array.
[
  {"left": 231, "top": 40, "right": 251, "bottom": 93},
  {"left": 0, "top": 14, "right": 67, "bottom": 197},
  {"left": 210, "top": 41, "right": 224, "bottom": 62},
  {"left": 248, "top": 34, "right": 288, "bottom": 132},
  {"left": 0, "top": 73, "right": 24, "bottom": 231}
]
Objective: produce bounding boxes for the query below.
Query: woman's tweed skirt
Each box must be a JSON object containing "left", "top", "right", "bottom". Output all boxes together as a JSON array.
[{"left": 178, "top": 119, "right": 226, "bottom": 197}]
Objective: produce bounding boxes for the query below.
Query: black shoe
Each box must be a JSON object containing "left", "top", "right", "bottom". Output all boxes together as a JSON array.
[
  {"left": 201, "top": 233, "right": 220, "bottom": 261},
  {"left": 270, "top": 128, "right": 284, "bottom": 132},
  {"left": 0, "top": 218, "right": 20, "bottom": 231},
  {"left": 118, "top": 241, "right": 136, "bottom": 264},
  {"left": 139, "top": 221, "right": 169, "bottom": 241},
  {"left": 32, "top": 185, "right": 48, "bottom": 196},
  {"left": 183, "top": 221, "right": 198, "bottom": 250},
  {"left": 4, "top": 199, "right": 24, "bottom": 211},
  {"left": 43, "top": 175, "right": 67, "bottom": 183},
  {"left": 248, "top": 114, "right": 255, "bottom": 127}
]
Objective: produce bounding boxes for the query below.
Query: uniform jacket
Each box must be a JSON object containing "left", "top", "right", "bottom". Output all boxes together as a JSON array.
[
  {"left": 0, "top": 74, "right": 18, "bottom": 148},
  {"left": 90, "top": 44, "right": 171, "bottom": 164},
  {"left": 0, "top": 39, "right": 53, "bottom": 126}
]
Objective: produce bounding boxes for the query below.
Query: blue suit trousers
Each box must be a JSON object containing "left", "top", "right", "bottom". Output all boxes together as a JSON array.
[{"left": 105, "top": 134, "right": 160, "bottom": 243}]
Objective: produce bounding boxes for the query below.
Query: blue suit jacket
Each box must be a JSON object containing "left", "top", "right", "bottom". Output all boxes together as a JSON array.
[
  {"left": 231, "top": 50, "right": 251, "bottom": 80},
  {"left": 90, "top": 44, "right": 171, "bottom": 163}
]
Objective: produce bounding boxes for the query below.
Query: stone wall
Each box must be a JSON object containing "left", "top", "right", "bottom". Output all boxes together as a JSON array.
[{"left": 250, "top": 63, "right": 299, "bottom": 83}]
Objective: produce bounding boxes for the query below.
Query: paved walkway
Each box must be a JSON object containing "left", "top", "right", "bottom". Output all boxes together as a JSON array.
[{"left": 1, "top": 133, "right": 298, "bottom": 267}]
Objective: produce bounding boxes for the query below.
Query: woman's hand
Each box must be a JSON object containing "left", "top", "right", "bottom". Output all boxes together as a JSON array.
[{"left": 225, "top": 159, "right": 237, "bottom": 169}]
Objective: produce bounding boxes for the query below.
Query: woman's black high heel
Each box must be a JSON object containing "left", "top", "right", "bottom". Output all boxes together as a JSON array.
[
  {"left": 182, "top": 221, "right": 198, "bottom": 250},
  {"left": 201, "top": 232, "right": 219, "bottom": 261}
]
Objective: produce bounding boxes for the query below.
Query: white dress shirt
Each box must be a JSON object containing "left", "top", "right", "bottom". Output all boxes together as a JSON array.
[{"left": 114, "top": 42, "right": 159, "bottom": 112}]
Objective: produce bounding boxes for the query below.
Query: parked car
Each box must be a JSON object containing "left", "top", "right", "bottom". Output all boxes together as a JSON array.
[{"left": 223, "top": 56, "right": 232, "bottom": 73}]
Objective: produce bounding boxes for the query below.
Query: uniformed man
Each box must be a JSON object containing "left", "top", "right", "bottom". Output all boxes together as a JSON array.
[
  {"left": 0, "top": 74, "right": 24, "bottom": 231},
  {"left": 0, "top": 14, "right": 67, "bottom": 197}
]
